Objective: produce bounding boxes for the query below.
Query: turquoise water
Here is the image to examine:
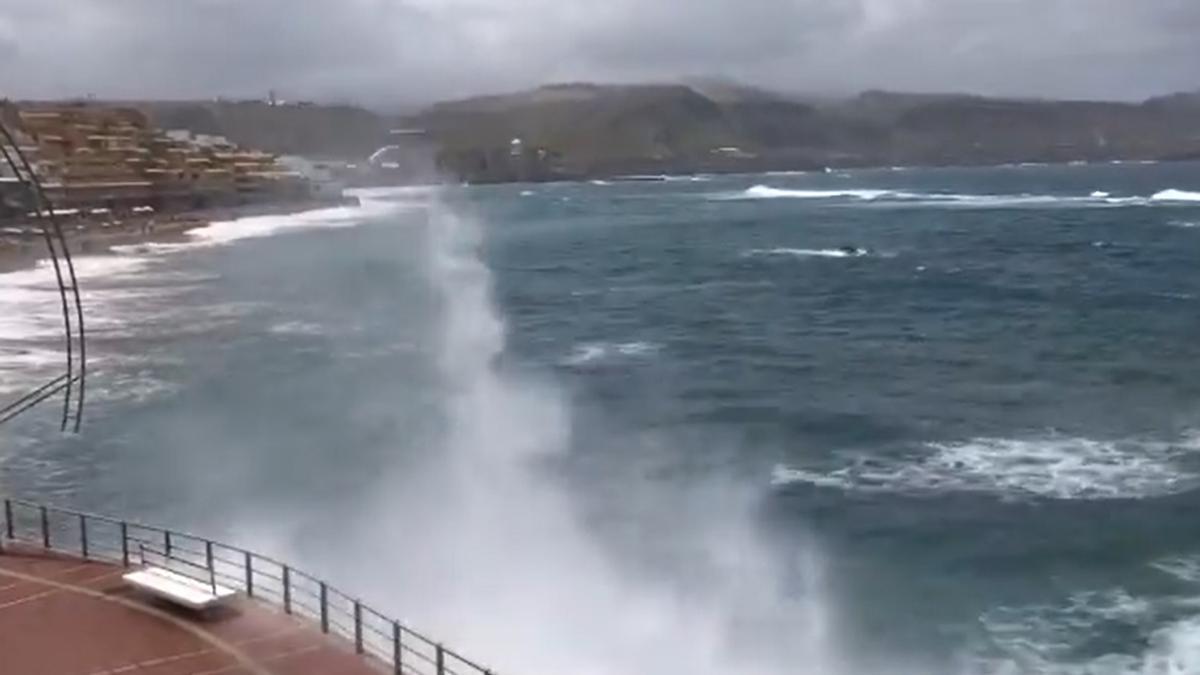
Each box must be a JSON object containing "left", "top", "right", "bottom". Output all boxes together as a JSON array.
[{"left": 3, "top": 164, "right": 1200, "bottom": 673}]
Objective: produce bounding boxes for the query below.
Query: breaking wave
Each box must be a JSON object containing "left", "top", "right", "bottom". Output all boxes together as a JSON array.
[
  {"left": 975, "top": 587, "right": 1200, "bottom": 674},
  {"left": 1153, "top": 189, "right": 1200, "bottom": 203},
  {"left": 722, "top": 185, "right": 1200, "bottom": 208},
  {"left": 743, "top": 248, "right": 867, "bottom": 259},
  {"left": 735, "top": 185, "right": 897, "bottom": 200},
  {"left": 109, "top": 190, "right": 414, "bottom": 256},
  {"left": 772, "top": 434, "right": 1200, "bottom": 500},
  {"left": 561, "top": 341, "right": 662, "bottom": 367}
]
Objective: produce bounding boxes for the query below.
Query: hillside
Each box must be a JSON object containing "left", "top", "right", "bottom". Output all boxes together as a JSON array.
[
  {"left": 405, "top": 84, "right": 1200, "bottom": 181},
  {"left": 131, "top": 84, "right": 1200, "bottom": 182},
  {"left": 141, "top": 100, "right": 389, "bottom": 159}
]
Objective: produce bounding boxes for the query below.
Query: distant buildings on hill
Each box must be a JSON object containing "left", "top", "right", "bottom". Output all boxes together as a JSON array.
[{"left": 0, "top": 102, "right": 343, "bottom": 223}]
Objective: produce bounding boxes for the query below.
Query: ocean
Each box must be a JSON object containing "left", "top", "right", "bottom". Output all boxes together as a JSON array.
[{"left": 2, "top": 163, "right": 1200, "bottom": 674}]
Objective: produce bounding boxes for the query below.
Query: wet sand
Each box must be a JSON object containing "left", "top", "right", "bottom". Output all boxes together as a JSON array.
[{"left": 0, "top": 197, "right": 355, "bottom": 275}]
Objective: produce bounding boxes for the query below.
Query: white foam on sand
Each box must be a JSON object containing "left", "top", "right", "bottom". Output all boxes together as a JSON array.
[
  {"left": 106, "top": 192, "right": 412, "bottom": 256},
  {"left": 187, "top": 198, "right": 400, "bottom": 248},
  {"left": 772, "top": 434, "right": 1200, "bottom": 500}
]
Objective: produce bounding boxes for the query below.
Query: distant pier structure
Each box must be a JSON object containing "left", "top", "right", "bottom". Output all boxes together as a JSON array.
[{"left": 362, "top": 128, "right": 439, "bottom": 184}]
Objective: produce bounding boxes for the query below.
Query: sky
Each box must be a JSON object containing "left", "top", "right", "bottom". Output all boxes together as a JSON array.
[{"left": 0, "top": 0, "right": 1197, "bottom": 107}]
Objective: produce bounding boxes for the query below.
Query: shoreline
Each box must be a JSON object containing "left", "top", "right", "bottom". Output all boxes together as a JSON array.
[
  {"left": 0, "top": 197, "right": 356, "bottom": 275},
  {"left": 453, "top": 155, "right": 1200, "bottom": 186}
]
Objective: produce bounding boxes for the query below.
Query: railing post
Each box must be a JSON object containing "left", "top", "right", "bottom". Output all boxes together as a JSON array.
[
  {"left": 244, "top": 551, "right": 253, "bottom": 597},
  {"left": 320, "top": 582, "right": 329, "bottom": 633},
  {"left": 120, "top": 522, "right": 129, "bottom": 567},
  {"left": 437, "top": 644, "right": 445, "bottom": 675},
  {"left": 393, "top": 621, "right": 402, "bottom": 673},
  {"left": 354, "top": 601, "right": 363, "bottom": 654},
  {"left": 205, "top": 540, "right": 215, "bottom": 595},
  {"left": 39, "top": 505, "right": 49, "bottom": 549},
  {"left": 282, "top": 565, "right": 291, "bottom": 614},
  {"left": 3, "top": 499, "right": 11, "bottom": 540},
  {"left": 79, "top": 514, "right": 88, "bottom": 559}
]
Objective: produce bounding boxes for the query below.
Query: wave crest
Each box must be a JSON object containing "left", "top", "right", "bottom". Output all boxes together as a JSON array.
[
  {"left": 561, "top": 341, "right": 661, "bottom": 367},
  {"left": 740, "top": 185, "right": 894, "bottom": 200},
  {"left": 772, "top": 434, "right": 1200, "bottom": 500},
  {"left": 1152, "top": 189, "right": 1200, "bottom": 203},
  {"left": 743, "top": 248, "right": 866, "bottom": 259}
]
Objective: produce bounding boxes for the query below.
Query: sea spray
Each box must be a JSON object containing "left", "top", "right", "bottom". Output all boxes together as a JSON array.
[{"left": 335, "top": 191, "right": 847, "bottom": 675}]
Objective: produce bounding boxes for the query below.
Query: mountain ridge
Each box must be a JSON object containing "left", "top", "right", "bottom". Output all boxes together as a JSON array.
[{"left": 109, "top": 82, "right": 1200, "bottom": 181}]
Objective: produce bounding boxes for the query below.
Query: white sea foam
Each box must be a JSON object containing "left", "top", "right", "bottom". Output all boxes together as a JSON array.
[
  {"left": 520, "top": 190, "right": 536, "bottom": 196},
  {"left": 1152, "top": 189, "right": 1200, "bottom": 203},
  {"left": 108, "top": 241, "right": 198, "bottom": 255},
  {"left": 737, "top": 185, "right": 895, "bottom": 200},
  {"left": 719, "top": 185, "right": 1200, "bottom": 209},
  {"left": 977, "top": 577, "right": 1200, "bottom": 675},
  {"left": 743, "top": 248, "right": 865, "bottom": 259},
  {"left": 104, "top": 193, "right": 410, "bottom": 256},
  {"left": 187, "top": 198, "right": 400, "bottom": 248},
  {"left": 589, "top": 180, "right": 612, "bottom": 186},
  {"left": 978, "top": 589, "right": 1159, "bottom": 672},
  {"left": 268, "top": 321, "right": 326, "bottom": 337},
  {"left": 562, "top": 341, "right": 662, "bottom": 366},
  {"left": 0, "top": 255, "right": 155, "bottom": 342},
  {"left": 1169, "top": 220, "right": 1200, "bottom": 229},
  {"left": 772, "top": 434, "right": 1200, "bottom": 500},
  {"left": 1154, "top": 555, "right": 1200, "bottom": 584},
  {"left": 298, "top": 195, "right": 848, "bottom": 675}
]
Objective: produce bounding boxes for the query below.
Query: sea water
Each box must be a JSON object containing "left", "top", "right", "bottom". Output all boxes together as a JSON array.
[{"left": 3, "top": 163, "right": 1200, "bottom": 673}]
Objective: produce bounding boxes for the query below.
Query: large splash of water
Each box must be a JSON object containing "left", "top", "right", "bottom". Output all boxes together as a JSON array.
[{"left": 318, "top": 191, "right": 848, "bottom": 675}]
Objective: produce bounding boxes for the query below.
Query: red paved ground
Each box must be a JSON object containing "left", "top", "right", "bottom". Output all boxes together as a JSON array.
[{"left": 0, "top": 544, "right": 386, "bottom": 674}]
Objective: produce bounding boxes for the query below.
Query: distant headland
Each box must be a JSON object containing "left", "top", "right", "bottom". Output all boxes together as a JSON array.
[{"left": 8, "top": 81, "right": 1200, "bottom": 188}]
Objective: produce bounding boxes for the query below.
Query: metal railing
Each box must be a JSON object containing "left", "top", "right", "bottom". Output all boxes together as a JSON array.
[
  {"left": 0, "top": 498, "right": 495, "bottom": 675},
  {"left": 0, "top": 119, "right": 87, "bottom": 433}
]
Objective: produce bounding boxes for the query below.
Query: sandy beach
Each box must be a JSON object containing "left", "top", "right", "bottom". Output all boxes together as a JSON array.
[{"left": 0, "top": 196, "right": 358, "bottom": 275}]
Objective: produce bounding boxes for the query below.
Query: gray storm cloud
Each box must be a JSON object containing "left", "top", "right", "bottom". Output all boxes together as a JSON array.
[{"left": 0, "top": 0, "right": 1196, "bottom": 105}]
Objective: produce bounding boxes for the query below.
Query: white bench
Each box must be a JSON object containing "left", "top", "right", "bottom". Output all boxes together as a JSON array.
[{"left": 122, "top": 566, "right": 237, "bottom": 611}]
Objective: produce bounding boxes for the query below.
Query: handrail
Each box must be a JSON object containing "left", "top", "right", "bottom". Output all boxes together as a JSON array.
[{"left": 0, "top": 498, "right": 496, "bottom": 675}]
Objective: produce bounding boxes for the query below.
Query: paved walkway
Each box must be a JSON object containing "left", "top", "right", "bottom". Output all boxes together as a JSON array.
[{"left": 0, "top": 544, "right": 384, "bottom": 674}]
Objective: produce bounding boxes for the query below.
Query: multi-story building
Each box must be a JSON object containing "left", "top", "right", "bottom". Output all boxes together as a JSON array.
[{"left": 0, "top": 102, "right": 311, "bottom": 219}]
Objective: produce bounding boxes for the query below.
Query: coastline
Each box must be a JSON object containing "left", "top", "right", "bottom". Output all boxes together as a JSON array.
[
  {"left": 0, "top": 197, "right": 357, "bottom": 275},
  {"left": 446, "top": 155, "right": 1200, "bottom": 187}
]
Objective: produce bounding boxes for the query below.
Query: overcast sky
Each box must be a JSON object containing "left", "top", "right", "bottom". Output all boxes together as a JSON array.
[{"left": 1, "top": 0, "right": 1197, "bottom": 107}]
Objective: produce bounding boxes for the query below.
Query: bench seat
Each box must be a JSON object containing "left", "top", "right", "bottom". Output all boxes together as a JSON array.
[{"left": 122, "top": 566, "right": 236, "bottom": 611}]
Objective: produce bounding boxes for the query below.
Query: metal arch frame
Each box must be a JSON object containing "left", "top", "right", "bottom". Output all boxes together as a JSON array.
[{"left": 0, "top": 118, "right": 86, "bottom": 432}]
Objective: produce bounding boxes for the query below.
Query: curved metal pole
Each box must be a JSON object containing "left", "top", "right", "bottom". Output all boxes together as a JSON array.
[{"left": 0, "top": 119, "right": 86, "bottom": 431}]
